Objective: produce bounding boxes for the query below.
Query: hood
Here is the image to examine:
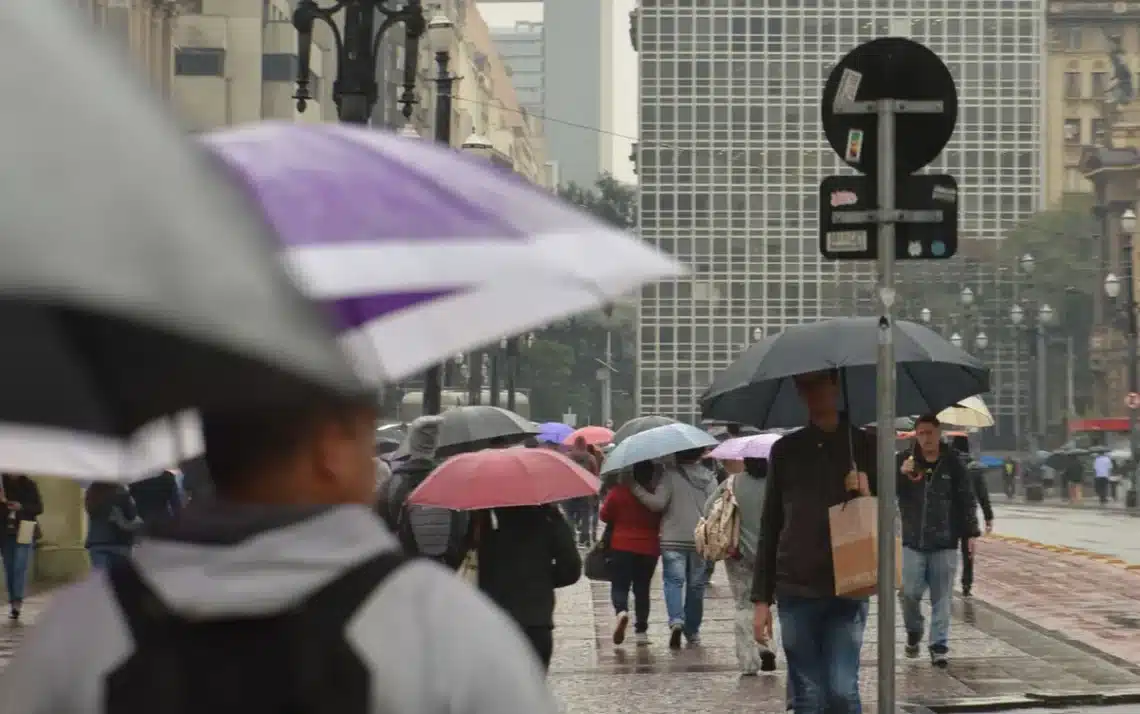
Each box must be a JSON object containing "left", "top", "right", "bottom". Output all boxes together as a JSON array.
[
  {"left": 134, "top": 503, "right": 398, "bottom": 619},
  {"left": 403, "top": 415, "right": 443, "bottom": 460}
]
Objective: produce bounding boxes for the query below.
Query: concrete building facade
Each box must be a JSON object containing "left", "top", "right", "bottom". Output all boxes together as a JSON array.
[{"left": 635, "top": 2, "right": 1044, "bottom": 430}]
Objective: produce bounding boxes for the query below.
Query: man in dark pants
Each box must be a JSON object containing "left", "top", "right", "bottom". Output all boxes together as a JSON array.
[{"left": 949, "top": 436, "right": 993, "bottom": 598}]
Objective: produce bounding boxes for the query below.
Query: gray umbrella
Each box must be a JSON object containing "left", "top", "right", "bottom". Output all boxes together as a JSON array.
[
  {"left": 436, "top": 406, "right": 539, "bottom": 456},
  {"left": 601, "top": 423, "right": 719, "bottom": 475},
  {"left": 0, "top": 3, "right": 362, "bottom": 480},
  {"left": 612, "top": 415, "right": 678, "bottom": 445},
  {"left": 700, "top": 317, "right": 989, "bottom": 429}
]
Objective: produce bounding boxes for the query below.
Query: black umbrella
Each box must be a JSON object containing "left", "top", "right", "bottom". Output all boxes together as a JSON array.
[
  {"left": 700, "top": 317, "right": 989, "bottom": 429},
  {"left": 612, "top": 415, "right": 678, "bottom": 445},
  {"left": 0, "top": 3, "right": 363, "bottom": 481}
]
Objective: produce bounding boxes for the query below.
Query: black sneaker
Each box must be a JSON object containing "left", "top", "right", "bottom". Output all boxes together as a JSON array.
[
  {"left": 961, "top": 586, "right": 972, "bottom": 598},
  {"left": 760, "top": 650, "right": 777, "bottom": 672},
  {"left": 905, "top": 631, "right": 922, "bottom": 657},
  {"left": 930, "top": 644, "right": 949, "bottom": 668},
  {"left": 668, "top": 625, "right": 683, "bottom": 649}
]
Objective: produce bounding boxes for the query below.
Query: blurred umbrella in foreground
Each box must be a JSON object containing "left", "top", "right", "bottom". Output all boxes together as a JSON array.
[
  {"left": 408, "top": 448, "right": 600, "bottom": 510},
  {"left": 0, "top": 3, "right": 362, "bottom": 481},
  {"left": 200, "top": 122, "right": 685, "bottom": 382}
]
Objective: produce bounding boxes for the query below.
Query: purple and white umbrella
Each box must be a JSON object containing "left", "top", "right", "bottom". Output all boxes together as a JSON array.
[
  {"left": 201, "top": 122, "right": 684, "bottom": 382},
  {"left": 708, "top": 433, "right": 784, "bottom": 460}
]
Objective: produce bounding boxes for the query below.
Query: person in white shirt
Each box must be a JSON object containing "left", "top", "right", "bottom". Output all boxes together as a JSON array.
[{"left": 1093, "top": 454, "right": 1113, "bottom": 505}]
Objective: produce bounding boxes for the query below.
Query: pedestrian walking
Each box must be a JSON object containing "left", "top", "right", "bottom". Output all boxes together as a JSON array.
[
  {"left": 379, "top": 415, "right": 470, "bottom": 570},
  {"left": 599, "top": 461, "right": 661, "bottom": 646},
  {"left": 1094, "top": 452, "right": 1113, "bottom": 505},
  {"left": 0, "top": 396, "right": 557, "bottom": 714},
  {"left": 949, "top": 436, "right": 993, "bottom": 598},
  {"left": 468, "top": 505, "right": 582, "bottom": 669},
  {"left": 83, "top": 483, "right": 141, "bottom": 571},
  {"left": 0, "top": 474, "right": 42, "bottom": 620},
  {"left": 1002, "top": 459, "right": 1016, "bottom": 499},
  {"left": 565, "top": 437, "right": 601, "bottom": 546},
  {"left": 706, "top": 457, "right": 777, "bottom": 675},
  {"left": 898, "top": 416, "right": 979, "bottom": 667},
  {"left": 627, "top": 448, "right": 717, "bottom": 648},
  {"left": 752, "top": 369, "right": 876, "bottom": 714}
]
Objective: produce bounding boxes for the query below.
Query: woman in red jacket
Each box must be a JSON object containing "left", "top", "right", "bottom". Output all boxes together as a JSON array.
[{"left": 600, "top": 460, "right": 662, "bottom": 645}]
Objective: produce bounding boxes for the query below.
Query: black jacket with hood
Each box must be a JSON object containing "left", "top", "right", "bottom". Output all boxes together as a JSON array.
[
  {"left": 896, "top": 443, "right": 980, "bottom": 552},
  {"left": 475, "top": 505, "right": 581, "bottom": 628}
]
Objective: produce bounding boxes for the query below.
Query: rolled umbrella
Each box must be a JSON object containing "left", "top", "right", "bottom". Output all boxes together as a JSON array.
[
  {"left": 600, "top": 423, "right": 720, "bottom": 475},
  {"left": 937, "top": 395, "right": 994, "bottom": 428},
  {"left": 200, "top": 123, "right": 685, "bottom": 383},
  {"left": 612, "top": 415, "right": 677, "bottom": 445},
  {"left": 708, "top": 433, "right": 783, "bottom": 461},
  {"left": 564, "top": 425, "right": 615, "bottom": 446},
  {"left": 536, "top": 421, "right": 574, "bottom": 444},
  {"left": 700, "top": 317, "right": 989, "bottom": 429},
  {"left": 0, "top": 2, "right": 364, "bottom": 482},
  {"left": 407, "top": 448, "right": 600, "bottom": 510}
]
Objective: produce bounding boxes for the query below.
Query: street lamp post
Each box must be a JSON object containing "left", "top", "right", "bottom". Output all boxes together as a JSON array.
[
  {"left": 292, "top": 0, "right": 426, "bottom": 123},
  {"left": 417, "top": 14, "right": 456, "bottom": 416},
  {"left": 489, "top": 339, "right": 505, "bottom": 408},
  {"left": 919, "top": 307, "right": 932, "bottom": 325},
  {"left": 1104, "top": 207, "right": 1139, "bottom": 508},
  {"left": 505, "top": 333, "right": 534, "bottom": 413}
]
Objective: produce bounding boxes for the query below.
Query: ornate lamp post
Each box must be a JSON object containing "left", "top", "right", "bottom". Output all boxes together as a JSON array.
[
  {"left": 292, "top": 0, "right": 426, "bottom": 124},
  {"left": 1104, "top": 207, "right": 1139, "bottom": 508}
]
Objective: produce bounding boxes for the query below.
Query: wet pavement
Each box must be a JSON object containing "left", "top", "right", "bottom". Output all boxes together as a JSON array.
[
  {"left": 992, "top": 505, "right": 1140, "bottom": 564},
  {"left": 548, "top": 541, "right": 1140, "bottom": 713}
]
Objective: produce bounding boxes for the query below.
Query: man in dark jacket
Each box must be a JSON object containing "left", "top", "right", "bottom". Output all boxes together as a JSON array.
[
  {"left": 897, "top": 416, "right": 979, "bottom": 667},
  {"left": 128, "top": 469, "right": 183, "bottom": 524},
  {"left": 379, "top": 416, "right": 469, "bottom": 569},
  {"left": 751, "top": 369, "right": 877, "bottom": 714}
]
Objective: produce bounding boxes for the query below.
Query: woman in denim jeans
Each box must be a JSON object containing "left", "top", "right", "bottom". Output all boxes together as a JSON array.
[
  {"left": 0, "top": 473, "right": 43, "bottom": 620},
  {"left": 84, "top": 483, "right": 141, "bottom": 570},
  {"left": 600, "top": 461, "right": 661, "bottom": 645}
]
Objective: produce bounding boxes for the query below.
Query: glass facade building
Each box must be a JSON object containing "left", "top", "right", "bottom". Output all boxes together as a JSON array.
[
  {"left": 636, "top": 0, "right": 1044, "bottom": 438},
  {"left": 491, "top": 21, "right": 546, "bottom": 122}
]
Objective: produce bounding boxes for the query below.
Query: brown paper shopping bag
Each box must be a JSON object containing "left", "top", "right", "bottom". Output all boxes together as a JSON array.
[{"left": 829, "top": 496, "right": 900, "bottom": 598}]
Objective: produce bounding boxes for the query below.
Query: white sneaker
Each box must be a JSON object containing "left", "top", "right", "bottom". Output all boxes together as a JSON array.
[
  {"left": 613, "top": 611, "right": 630, "bottom": 645},
  {"left": 634, "top": 631, "right": 650, "bottom": 645}
]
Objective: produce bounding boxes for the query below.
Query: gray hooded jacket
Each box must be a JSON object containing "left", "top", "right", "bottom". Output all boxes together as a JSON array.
[
  {"left": 0, "top": 504, "right": 555, "bottom": 714},
  {"left": 630, "top": 461, "right": 717, "bottom": 551}
]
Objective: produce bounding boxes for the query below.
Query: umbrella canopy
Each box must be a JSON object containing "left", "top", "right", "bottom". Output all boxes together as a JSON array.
[
  {"left": 0, "top": 3, "right": 363, "bottom": 482},
  {"left": 612, "top": 415, "right": 678, "bottom": 445},
  {"left": 937, "top": 395, "right": 994, "bottom": 428},
  {"left": 536, "top": 422, "right": 574, "bottom": 444},
  {"left": 600, "top": 423, "right": 720, "bottom": 475},
  {"left": 707, "top": 424, "right": 763, "bottom": 441},
  {"left": 564, "top": 425, "right": 615, "bottom": 446},
  {"left": 700, "top": 318, "right": 989, "bottom": 429},
  {"left": 708, "top": 433, "right": 783, "bottom": 461},
  {"left": 407, "top": 448, "right": 600, "bottom": 510},
  {"left": 201, "top": 123, "right": 684, "bottom": 383},
  {"left": 433, "top": 406, "right": 538, "bottom": 457}
]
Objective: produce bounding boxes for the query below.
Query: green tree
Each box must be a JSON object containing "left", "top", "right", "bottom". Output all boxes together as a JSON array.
[
  {"left": 1002, "top": 194, "right": 1100, "bottom": 305},
  {"left": 558, "top": 173, "right": 637, "bottom": 229}
]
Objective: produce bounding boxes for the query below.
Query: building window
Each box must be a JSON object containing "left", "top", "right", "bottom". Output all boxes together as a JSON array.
[
  {"left": 1063, "top": 118, "right": 1081, "bottom": 144},
  {"left": 263, "top": 54, "right": 319, "bottom": 96},
  {"left": 1091, "top": 71, "right": 1107, "bottom": 97},
  {"left": 1091, "top": 117, "right": 1106, "bottom": 144},
  {"left": 1063, "top": 27, "right": 1082, "bottom": 51},
  {"left": 174, "top": 47, "right": 225, "bottom": 77},
  {"left": 1064, "top": 72, "right": 1081, "bottom": 99}
]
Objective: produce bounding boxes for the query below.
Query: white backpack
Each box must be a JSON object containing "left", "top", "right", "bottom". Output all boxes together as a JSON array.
[{"left": 694, "top": 476, "right": 740, "bottom": 561}]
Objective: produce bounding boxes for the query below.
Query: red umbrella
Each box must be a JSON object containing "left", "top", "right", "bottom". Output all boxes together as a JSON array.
[
  {"left": 407, "top": 448, "right": 600, "bottom": 510},
  {"left": 563, "top": 425, "right": 615, "bottom": 446}
]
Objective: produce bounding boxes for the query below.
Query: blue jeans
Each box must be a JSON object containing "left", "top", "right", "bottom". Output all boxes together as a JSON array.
[
  {"left": 0, "top": 538, "right": 34, "bottom": 604},
  {"left": 901, "top": 546, "right": 957, "bottom": 649},
  {"left": 661, "top": 549, "right": 711, "bottom": 636},
  {"left": 778, "top": 595, "right": 868, "bottom": 714},
  {"left": 88, "top": 545, "right": 132, "bottom": 571}
]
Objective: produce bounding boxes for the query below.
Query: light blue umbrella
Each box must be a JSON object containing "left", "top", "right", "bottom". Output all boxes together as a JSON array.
[{"left": 600, "top": 423, "right": 719, "bottom": 475}]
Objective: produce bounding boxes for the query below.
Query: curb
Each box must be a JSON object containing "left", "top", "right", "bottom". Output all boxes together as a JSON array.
[{"left": 988, "top": 534, "right": 1140, "bottom": 571}]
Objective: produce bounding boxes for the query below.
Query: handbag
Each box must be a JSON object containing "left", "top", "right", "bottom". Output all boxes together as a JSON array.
[{"left": 583, "top": 522, "right": 614, "bottom": 581}]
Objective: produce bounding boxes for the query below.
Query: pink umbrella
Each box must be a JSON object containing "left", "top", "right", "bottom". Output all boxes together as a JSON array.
[
  {"left": 407, "top": 448, "right": 600, "bottom": 510},
  {"left": 563, "top": 425, "right": 615, "bottom": 446},
  {"left": 708, "top": 433, "right": 783, "bottom": 460}
]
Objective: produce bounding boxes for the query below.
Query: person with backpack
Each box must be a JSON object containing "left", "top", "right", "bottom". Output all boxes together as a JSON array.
[
  {"left": 378, "top": 415, "right": 470, "bottom": 570},
  {"left": 599, "top": 460, "right": 661, "bottom": 645},
  {"left": 84, "top": 483, "right": 142, "bottom": 571},
  {"left": 469, "top": 504, "right": 582, "bottom": 669},
  {"left": 702, "top": 457, "right": 777, "bottom": 675},
  {"left": 0, "top": 393, "right": 557, "bottom": 714},
  {"left": 626, "top": 448, "right": 717, "bottom": 649}
]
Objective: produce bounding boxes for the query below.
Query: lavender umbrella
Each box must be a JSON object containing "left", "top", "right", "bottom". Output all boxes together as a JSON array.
[
  {"left": 537, "top": 422, "right": 574, "bottom": 444},
  {"left": 708, "top": 433, "right": 784, "bottom": 460},
  {"left": 200, "top": 123, "right": 684, "bottom": 382}
]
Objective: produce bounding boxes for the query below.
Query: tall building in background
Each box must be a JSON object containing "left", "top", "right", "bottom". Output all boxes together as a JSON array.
[
  {"left": 490, "top": 20, "right": 545, "bottom": 122},
  {"left": 636, "top": 3, "right": 1043, "bottom": 436}
]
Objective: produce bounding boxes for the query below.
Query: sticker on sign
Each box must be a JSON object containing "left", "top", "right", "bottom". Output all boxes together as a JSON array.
[
  {"left": 830, "top": 190, "right": 858, "bottom": 207},
  {"left": 826, "top": 230, "right": 868, "bottom": 253},
  {"left": 834, "top": 68, "right": 862, "bottom": 109}
]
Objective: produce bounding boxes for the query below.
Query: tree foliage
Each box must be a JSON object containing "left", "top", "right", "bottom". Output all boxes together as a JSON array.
[
  {"left": 1002, "top": 194, "right": 1100, "bottom": 308},
  {"left": 515, "top": 174, "right": 639, "bottom": 424}
]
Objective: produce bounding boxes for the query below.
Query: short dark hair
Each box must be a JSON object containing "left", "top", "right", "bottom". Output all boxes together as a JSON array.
[
  {"left": 202, "top": 395, "right": 374, "bottom": 493},
  {"left": 914, "top": 414, "right": 941, "bottom": 429},
  {"left": 676, "top": 447, "right": 706, "bottom": 464}
]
